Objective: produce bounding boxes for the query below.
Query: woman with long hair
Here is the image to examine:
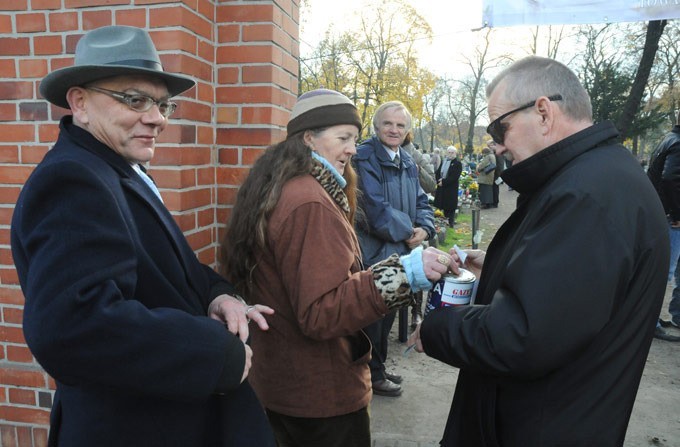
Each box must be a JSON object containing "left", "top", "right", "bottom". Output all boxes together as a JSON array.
[{"left": 220, "top": 89, "right": 452, "bottom": 447}]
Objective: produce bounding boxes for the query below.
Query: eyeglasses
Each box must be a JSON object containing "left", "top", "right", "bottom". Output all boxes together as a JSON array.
[
  {"left": 86, "top": 86, "right": 177, "bottom": 118},
  {"left": 486, "top": 94, "right": 562, "bottom": 145}
]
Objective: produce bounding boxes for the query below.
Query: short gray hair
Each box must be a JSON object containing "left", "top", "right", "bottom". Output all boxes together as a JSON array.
[
  {"left": 486, "top": 56, "right": 592, "bottom": 123},
  {"left": 372, "top": 101, "right": 413, "bottom": 134}
]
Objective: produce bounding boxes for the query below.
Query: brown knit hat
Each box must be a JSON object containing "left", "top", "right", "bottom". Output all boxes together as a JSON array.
[{"left": 287, "top": 89, "right": 362, "bottom": 136}]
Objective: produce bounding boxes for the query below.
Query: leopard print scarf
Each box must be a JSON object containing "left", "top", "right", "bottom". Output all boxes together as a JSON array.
[{"left": 310, "top": 158, "right": 350, "bottom": 214}]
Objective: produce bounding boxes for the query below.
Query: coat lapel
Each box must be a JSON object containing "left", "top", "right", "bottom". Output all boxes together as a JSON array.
[
  {"left": 60, "top": 119, "right": 205, "bottom": 297},
  {"left": 120, "top": 176, "right": 205, "bottom": 296}
]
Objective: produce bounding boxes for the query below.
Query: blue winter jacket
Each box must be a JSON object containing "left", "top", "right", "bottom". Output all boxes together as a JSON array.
[{"left": 353, "top": 136, "right": 435, "bottom": 266}]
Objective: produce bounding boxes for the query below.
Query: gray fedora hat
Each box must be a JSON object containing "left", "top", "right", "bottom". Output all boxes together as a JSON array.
[{"left": 40, "top": 25, "right": 196, "bottom": 109}]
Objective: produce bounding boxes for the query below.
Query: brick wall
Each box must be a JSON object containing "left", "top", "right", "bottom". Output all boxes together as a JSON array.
[{"left": 0, "top": 1, "right": 299, "bottom": 445}]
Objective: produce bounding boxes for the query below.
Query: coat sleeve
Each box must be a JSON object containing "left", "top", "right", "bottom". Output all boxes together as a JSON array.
[
  {"left": 12, "top": 159, "right": 245, "bottom": 402},
  {"left": 414, "top": 150, "right": 437, "bottom": 194},
  {"left": 414, "top": 181, "right": 435, "bottom": 237},
  {"left": 354, "top": 154, "right": 414, "bottom": 243},
  {"left": 420, "top": 193, "right": 639, "bottom": 378},
  {"left": 661, "top": 144, "right": 680, "bottom": 221}
]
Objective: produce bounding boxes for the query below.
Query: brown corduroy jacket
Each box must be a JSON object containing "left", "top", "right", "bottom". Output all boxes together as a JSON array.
[{"left": 247, "top": 171, "right": 401, "bottom": 418}]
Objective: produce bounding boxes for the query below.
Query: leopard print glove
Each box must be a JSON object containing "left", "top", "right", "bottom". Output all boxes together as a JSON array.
[{"left": 370, "top": 254, "right": 414, "bottom": 311}]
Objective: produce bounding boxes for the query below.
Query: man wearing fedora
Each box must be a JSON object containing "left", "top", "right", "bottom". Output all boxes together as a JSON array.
[{"left": 11, "top": 25, "right": 275, "bottom": 446}]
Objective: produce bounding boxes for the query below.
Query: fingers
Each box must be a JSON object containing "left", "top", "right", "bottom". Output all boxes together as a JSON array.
[
  {"left": 245, "top": 305, "right": 274, "bottom": 331},
  {"left": 236, "top": 312, "right": 250, "bottom": 343},
  {"left": 221, "top": 306, "right": 248, "bottom": 342},
  {"left": 234, "top": 305, "right": 275, "bottom": 342},
  {"left": 209, "top": 295, "right": 274, "bottom": 342},
  {"left": 240, "top": 344, "right": 253, "bottom": 383},
  {"left": 407, "top": 228, "right": 428, "bottom": 247},
  {"left": 406, "top": 325, "right": 424, "bottom": 353},
  {"left": 422, "top": 247, "right": 457, "bottom": 281}
]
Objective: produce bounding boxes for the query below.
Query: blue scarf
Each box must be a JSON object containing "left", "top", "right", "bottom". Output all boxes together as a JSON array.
[{"left": 311, "top": 152, "right": 347, "bottom": 188}]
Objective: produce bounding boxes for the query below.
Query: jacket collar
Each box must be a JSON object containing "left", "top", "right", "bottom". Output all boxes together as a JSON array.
[
  {"left": 362, "top": 136, "right": 413, "bottom": 168},
  {"left": 61, "top": 116, "right": 136, "bottom": 178},
  {"left": 502, "top": 121, "right": 619, "bottom": 194}
]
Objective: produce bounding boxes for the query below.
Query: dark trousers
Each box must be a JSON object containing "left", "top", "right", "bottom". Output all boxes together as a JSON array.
[
  {"left": 364, "top": 310, "right": 397, "bottom": 381},
  {"left": 492, "top": 182, "right": 500, "bottom": 206},
  {"left": 445, "top": 208, "right": 456, "bottom": 226},
  {"left": 266, "top": 407, "right": 370, "bottom": 447}
]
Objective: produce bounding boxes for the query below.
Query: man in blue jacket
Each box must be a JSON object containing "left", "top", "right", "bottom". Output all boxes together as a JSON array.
[
  {"left": 354, "top": 101, "right": 435, "bottom": 397},
  {"left": 11, "top": 25, "right": 274, "bottom": 446}
]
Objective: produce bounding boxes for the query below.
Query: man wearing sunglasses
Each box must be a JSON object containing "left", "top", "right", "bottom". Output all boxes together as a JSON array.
[
  {"left": 11, "top": 26, "right": 275, "bottom": 446},
  {"left": 409, "top": 56, "right": 669, "bottom": 446}
]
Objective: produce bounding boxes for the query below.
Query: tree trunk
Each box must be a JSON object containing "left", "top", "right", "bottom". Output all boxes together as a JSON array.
[{"left": 616, "top": 20, "right": 667, "bottom": 141}]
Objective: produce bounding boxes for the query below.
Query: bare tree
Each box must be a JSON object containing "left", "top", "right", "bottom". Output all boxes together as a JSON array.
[
  {"left": 650, "top": 20, "right": 679, "bottom": 126},
  {"left": 298, "top": 0, "right": 435, "bottom": 137},
  {"left": 422, "top": 78, "right": 447, "bottom": 151},
  {"left": 528, "top": 25, "right": 569, "bottom": 58},
  {"left": 457, "top": 28, "right": 505, "bottom": 153},
  {"left": 616, "top": 20, "right": 667, "bottom": 141}
]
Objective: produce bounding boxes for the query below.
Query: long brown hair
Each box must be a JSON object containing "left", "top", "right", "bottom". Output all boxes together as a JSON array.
[{"left": 220, "top": 131, "right": 358, "bottom": 298}]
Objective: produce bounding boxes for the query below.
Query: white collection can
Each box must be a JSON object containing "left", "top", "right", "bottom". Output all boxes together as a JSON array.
[{"left": 424, "top": 268, "right": 476, "bottom": 316}]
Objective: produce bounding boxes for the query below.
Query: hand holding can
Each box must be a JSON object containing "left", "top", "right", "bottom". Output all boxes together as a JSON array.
[{"left": 424, "top": 268, "right": 476, "bottom": 317}]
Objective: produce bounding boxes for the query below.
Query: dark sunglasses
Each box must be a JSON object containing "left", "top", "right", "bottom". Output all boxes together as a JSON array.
[
  {"left": 486, "top": 94, "right": 563, "bottom": 145},
  {"left": 86, "top": 87, "right": 177, "bottom": 118}
]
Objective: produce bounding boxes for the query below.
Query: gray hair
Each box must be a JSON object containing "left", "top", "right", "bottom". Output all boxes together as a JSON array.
[
  {"left": 372, "top": 101, "right": 413, "bottom": 134},
  {"left": 486, "top": 56, "right": 592, "bottom": 123}
]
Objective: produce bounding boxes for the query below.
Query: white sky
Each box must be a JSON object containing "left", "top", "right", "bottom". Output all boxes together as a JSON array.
[{"left": 299, "top": 0, "right": 486, "bottom": 76}]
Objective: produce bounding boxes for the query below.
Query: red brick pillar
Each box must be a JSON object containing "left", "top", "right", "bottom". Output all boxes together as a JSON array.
[
  {"left": 0, "top": 1, "right": 299, "bottom": 445},
  {"left": 214, "top": 0, "right": 299, "bottom": 235}
]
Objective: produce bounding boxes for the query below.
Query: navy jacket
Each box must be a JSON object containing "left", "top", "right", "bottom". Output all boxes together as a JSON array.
[
  {"left": 353, "top": 136, "right": 434, "bottom": 266},
  {"left": 421, "top": 122, "right": 668, "bottom": 446},
  {"left": 11, "top": 117, "right": 274, "bottom": 446}
]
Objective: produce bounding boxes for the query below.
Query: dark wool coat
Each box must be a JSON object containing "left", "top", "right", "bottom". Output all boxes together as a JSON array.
[
  {"left": 11, "top": 117, "right": 274, "bottom": 447},
  {"left": 421, "top": 122, "right": 669, "bottom": 447},
  {"left": 433, "top": 157, "right": 463, "bottom": 213}
]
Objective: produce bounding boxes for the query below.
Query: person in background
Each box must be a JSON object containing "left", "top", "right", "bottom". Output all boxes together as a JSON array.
[
  {"left": 506, "top": 156, "right": 514, "bottom": 190},
  {"left": 490, "top": 139, "right": 505, "bottom": 208},
  {"left": 10, "top": 25, "right": 275, "bottom": 446},
  {"left": 422, "top": 152, "right": 432, "bottom": 167},
  {"left": 354, "top": 100, "right": 435, "bottom": 397},
  {"left": 402, "top": 131, "right": 437, "bottom": 195},
  {"left": 408, "top": 55, "right": 668, "bottom": 446},
  {"left": 401, "top": 131, "right": 437, "bottom": 330},
  {"left": 466, "top": 152, "right": 478, "bottom": 176},
  {"left": 475, "top": 146, "right": 495, "bottom": 209},
  {"left": 433, "top": 145, "right": 463, "bottom": 227},
  {"left": 647, "top": 111, "right": 680, "bottom": 342},
  {"left": 220, "top": 89, "right": 452, "bottom": 446},
  {"left": 430, "top": 147, "right": 442, "bottom": 175}
]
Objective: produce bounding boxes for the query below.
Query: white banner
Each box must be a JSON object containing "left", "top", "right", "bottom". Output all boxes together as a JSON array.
[{"left": 482, "top": 0, "right": 680, "bottom": 27}]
